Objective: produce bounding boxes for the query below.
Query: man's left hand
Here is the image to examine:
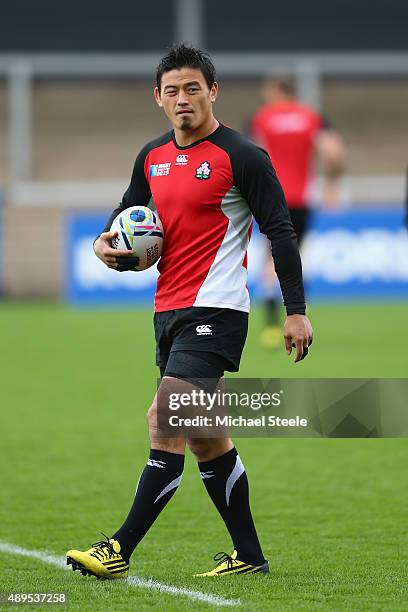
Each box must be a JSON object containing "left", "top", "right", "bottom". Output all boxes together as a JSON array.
[{"left": 284, "top": 314, "right": 313, "bottom": 363}]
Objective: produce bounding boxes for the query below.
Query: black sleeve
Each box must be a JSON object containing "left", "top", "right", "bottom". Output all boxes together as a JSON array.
[
  {"left": 232, "top": 143, "right": 306, "bottom": 315},
  {"left": 102, "top": 146, "right": 152, "bottom": 233}
]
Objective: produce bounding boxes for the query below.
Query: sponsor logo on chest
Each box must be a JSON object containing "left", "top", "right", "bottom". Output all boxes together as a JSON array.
[
  {"left": 175, "top": 154, "right": 189, "bottom": 166},
  {"left": 150, "top": 163, "right": 171, "bottom": 177}
]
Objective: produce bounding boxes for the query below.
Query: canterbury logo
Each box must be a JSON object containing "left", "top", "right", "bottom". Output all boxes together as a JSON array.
[
  {"left": 176, "top": 154, "right": 188, "bottom": 165},
  {"left": 147, "top": 459, "right": 166, "bottom": 468},
  {"left": 196, "top": 324, "right": 212, "bottom": 336},
  {"left": 200, "top": 470, "right": 215, "bottom": 479}
]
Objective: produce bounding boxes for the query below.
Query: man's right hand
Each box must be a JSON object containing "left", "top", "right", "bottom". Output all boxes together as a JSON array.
[{"left": 93, "top": 231, "right": 133, "bottom": 269}]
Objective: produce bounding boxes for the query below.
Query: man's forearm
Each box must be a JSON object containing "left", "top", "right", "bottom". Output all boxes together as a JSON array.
[{"left": 270, "top": 235, "right": 306, "bottom": 315}]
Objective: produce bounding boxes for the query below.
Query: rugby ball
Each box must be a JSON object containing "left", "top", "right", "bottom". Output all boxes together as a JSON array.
[{"left": 110, "top": 206, "right": 164, "bottom": 271}]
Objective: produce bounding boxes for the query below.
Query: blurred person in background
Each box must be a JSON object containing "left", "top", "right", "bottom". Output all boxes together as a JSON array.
[{"left": 250, "top": 73, "right": 346, "bottom": 349}]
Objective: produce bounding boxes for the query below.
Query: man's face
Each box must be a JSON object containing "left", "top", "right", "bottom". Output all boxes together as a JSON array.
[{"left": 154, "top": 67, "right": 218, "bottom": 131}]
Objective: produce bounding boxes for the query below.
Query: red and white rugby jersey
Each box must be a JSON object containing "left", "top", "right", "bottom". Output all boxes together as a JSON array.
[
  {"left": 103, "top": 124, "right": 305, "bottom": 315},
  {"left": 250, "top": 101, "right": 322, "bottom": 208}
]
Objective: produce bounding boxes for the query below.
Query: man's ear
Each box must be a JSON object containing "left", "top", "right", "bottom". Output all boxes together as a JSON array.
[
  {"left": 154, "top": 86, "right": 163, "bottom": 107},
  {"left": 210, "top": 82, "right": 218, "bottom": 103}
]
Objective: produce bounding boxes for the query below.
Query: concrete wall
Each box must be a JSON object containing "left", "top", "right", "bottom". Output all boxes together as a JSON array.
[
  {"left": 0, "top": 83, "right": 7, "bottom": 184},
  {"left": 1, "top": 79, "right": 408, "bottom": 184},
  {"left": 2, "top": 206, "right": 64, "bottom": 297}
]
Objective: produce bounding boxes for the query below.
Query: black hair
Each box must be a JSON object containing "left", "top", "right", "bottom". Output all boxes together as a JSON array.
[
  {"left": 156, "top": 43, "right": 216, "bottom": 92},
  {"left": 276, "top": 75, "right": 296, "bottom": 97}
]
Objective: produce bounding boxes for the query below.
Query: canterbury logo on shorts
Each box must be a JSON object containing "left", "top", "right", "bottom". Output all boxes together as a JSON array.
[{"left": 196, "top": 324, "right": 212, "bottom": 336}]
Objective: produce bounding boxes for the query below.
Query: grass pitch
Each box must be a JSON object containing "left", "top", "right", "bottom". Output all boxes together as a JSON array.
[{"left": 0, "top": 302, "right": 407, "bottom": 611}]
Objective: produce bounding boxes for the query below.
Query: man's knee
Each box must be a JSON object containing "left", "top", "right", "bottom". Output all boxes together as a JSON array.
[
  {"left": 148, "top": 378, "right": 186, "bottom": 435},
  {"left": 188, "top": 438, "right": 212, "bottom": 461},
  {"left": 188, "top": 438, "right": 233, "bottom": 462},
  {"left": 147, "top": 397, "right": 158, "bottom": 433},
  {"left": 147, "top": 386, "right": 186, "bottom": 454}
]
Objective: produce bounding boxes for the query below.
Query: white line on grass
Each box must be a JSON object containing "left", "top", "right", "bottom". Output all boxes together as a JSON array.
[
  {"left": 0, "top": 541, "right": 240, "bottom": 608},
  {"left": 0, "top": 541, "right": 67, "bottom": 569}
]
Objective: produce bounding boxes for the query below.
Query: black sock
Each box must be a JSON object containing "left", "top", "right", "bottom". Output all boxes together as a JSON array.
[
  {"left": 198, "top": 447, "right": 264, "bottom": 565},
  {"left": 265, "top": 298, "right": 280, "bottom": 326},
  {"left": 113, "top": 449, "right": 184, "bottom": 561}
]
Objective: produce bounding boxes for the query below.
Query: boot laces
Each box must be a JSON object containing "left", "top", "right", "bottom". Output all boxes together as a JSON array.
[
  {"left": 213, "top": 551, "right": 236, "bottom": 570},
  {"left": 89, "top": 533, "right": 116, "bottom": 560}
]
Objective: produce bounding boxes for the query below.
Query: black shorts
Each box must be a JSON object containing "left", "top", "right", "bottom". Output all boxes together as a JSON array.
[
  {"left": 289, "top": 207, "right": 311, "bottom": 246},
  {"left": 154, "top": 306, "right": 248, "bottom": 375}
]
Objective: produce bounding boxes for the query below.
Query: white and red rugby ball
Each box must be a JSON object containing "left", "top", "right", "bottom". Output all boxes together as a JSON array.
[{"left": 110, "top": 206, "right": 164, "bottom": 271}]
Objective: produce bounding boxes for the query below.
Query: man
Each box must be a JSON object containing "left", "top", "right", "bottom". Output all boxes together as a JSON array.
[
  {"left": 250, "top": 74, "right": 345, "bottom": 348},
  {"left": 66, "top": 44, "right": 313, "bottom": 579}
]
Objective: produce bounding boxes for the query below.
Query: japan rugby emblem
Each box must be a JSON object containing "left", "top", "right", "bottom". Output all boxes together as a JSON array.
[{"left": 195, "top": 161, "right": 212, "bottom": 179}]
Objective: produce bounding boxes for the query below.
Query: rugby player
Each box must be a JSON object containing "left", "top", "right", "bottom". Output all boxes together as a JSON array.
[
  {"left": 250, "top": 73, "right": 345, "bottom": 348},
  {"left": 66, "top": 44, "right": 313, "bottom": 578}
]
